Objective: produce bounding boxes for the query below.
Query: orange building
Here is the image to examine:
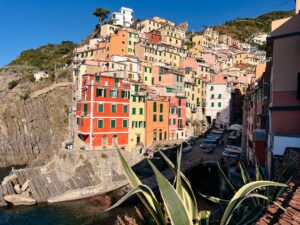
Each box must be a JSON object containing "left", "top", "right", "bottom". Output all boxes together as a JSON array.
[
  {"left": 76, "top": 74, "right": 130, "bottom": 149},
  {"left": 94, "top": 29, "right": 138, "bottom": 61},
  {"left": 145, "top": 96, "right": 169, "bottom": 147}
]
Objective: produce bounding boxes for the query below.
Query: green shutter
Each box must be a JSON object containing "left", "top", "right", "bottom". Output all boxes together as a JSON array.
[
  {"left": 218, "top": 102, "right": 222, "bottom": 107},
  {"left": 133, "top": 96, "right": 136, "bottom": 102},
  {"left": 153, "top": 102, "right": 157, "bottom": 112},
  {"left": 123, "top": 120, "right": 127, "bottom": 128},
  {"left": 112, "top": 104, "right": 117, "bottom": 113},
  {"left": 144, "top": 67, "right": 147, "bottom": 72},
  {"left": 159, "top": 115, "right": 163, "bottom": 122},
  {"left": 149, "top": 68, "right": 152, "bottom": 73},
  {"left": 98, "top": 120, "right": 103, "bottom": 128},
  {"left": 111, "top": 120, "right": 116, "bottom": 128},
  {"left": 135, "top": 85, "right": 139, "bottom": 92},
  {"left": 132, "top": 108, "right": 136, "bottom": 115},
  {"left": 104, "top": 89, "right": 106, "bottom": 97},
  {"left": 211, "top": 102, "right": 214, "bottom": 107},
  {"left": 160, "top": 104, "right": 163, "bottom": 113},
  {"left": 121, "top": 91, "right": 125, "bottom": 98},
  {"left": 173, "top": 119, "right": 176, "bottom": 125},
  {"left": 153, "top": 115, "right": 157, "bottom": 122},
  {"left": 123, "top": 105, "right": 128, "bottom": 113},
  {"left": 84, "top": 104, "right": 88, "bottom": 115},
  {"left": 98, "top": 104, "right": 104, "bottom": 112},
  {"left": 139, "top": 108, "right": 143, "bottom": 115},
  {"left": 95, "top": 76, "right": 100, "bottom": 82}
]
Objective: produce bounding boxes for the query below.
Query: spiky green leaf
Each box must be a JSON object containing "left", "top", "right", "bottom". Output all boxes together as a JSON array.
[
  {"left": 148, "top": 160, "right": 193, "bottom": 225},
  {"left": 221, "top": 181, "right": 287, "bottom": 225},
  {"left": 199, "top": 192, "right": 230, "bottom": 204}
]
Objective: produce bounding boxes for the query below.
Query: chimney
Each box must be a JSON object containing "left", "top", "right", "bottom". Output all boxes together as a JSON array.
[{"left": 296, "top": 0, "right": 300, "bottom": 14}]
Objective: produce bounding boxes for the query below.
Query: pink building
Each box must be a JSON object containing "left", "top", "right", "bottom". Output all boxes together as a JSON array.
[{"left": 168, "top": 95, "right": 187, "bottom": 140}]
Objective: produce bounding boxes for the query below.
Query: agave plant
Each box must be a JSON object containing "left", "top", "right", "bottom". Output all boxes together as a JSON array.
[
  {"left": 200, "top": 159, "right": 288, "bottom": 225},
  {"left": 108, "top": 145, "right": 287, "bottom": 225}
]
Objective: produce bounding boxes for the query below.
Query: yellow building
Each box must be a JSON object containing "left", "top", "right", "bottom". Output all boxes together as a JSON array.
[
  {"left": 192, "top": 28, "right": 219, "bottom": 48},
  {"left": 128, "top": 83, "right": 148, "bottom": 152},
  {"left": 135, "top": 41, "right": 181, "bottom": 67},
  {"left": 233, "top": 53, "right": 260, "bottom": 65},
  {"left": 141, "top": 61, "right": 154, "bottom": 86},
  {"left": 136, "top": 19, "right": 163, "bottom": 33},
  {"left": 99, "top": 24, "right": 120, "bottom": 38},
  {"left": 159, "top": 28, "right": 182, "bottom": 48}
]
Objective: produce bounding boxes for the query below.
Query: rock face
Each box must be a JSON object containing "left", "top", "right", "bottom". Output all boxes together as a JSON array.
[
  {"left": 0, "top": 72, "right": 73, "bottom": 168},
  {"left": 4, "top": 194, "right": 36, "bottom": 206}
]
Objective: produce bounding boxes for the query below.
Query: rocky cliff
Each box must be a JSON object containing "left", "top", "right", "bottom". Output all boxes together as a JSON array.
[{"left": 0, "top": 66, "right": 73, "bottom": 168}]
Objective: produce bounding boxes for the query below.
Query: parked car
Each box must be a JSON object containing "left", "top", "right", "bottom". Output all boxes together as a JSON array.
[{"left": 182, "top": 141, "right": 192, "bottom": 153}]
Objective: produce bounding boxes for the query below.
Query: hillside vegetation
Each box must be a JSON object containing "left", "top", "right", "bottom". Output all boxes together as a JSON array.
[
  {"left": 9, "top": 41, "right": 77, "bottom": 73},
  {"left": 214, "top": 10, "right": 294, "bottom": 41}
]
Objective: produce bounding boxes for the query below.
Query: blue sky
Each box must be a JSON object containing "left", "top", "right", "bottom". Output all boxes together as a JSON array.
[{"left": 0, "top": 0, "right": 294, "bottom": 67}]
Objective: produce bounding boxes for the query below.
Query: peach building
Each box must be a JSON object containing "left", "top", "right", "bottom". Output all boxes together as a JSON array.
[{"left": 145, "top": 96, "right": 169, "bottom": 147}]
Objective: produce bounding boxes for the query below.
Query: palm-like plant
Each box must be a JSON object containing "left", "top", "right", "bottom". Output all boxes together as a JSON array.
[{"left": 108, "top": 145, "right": 287, "bottom": 225}]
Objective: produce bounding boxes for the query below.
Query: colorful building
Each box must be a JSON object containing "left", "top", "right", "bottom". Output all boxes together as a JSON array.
[
  {"left": 128, "top": 83, "right": 147, "bottom": 152},
  {"left": 145, "top": 95, "right": 169, "bottom": 147},
  {"left": 76, "top": 74, "right": 130, "bottom": 149}
]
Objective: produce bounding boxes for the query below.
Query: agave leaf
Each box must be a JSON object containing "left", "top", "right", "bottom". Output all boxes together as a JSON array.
[
  {"left": 226, "top": 193, "right": 286, "bottom": 225},
  {"left": 106, "top": 184, "right": 157, "bottom": 211},
  {"left": 148, "top": 160, "right": 193, "bottom": 225},
  {"left": 198, "top": 211, "right": 211, "bottom": 225},
  {"left": 274, "top": 175, "right": 293, "bottom": 200},
  {"left": 218, "top": 163, "right": 236, "bottom": 192},
  {"left": 199, "top": 192, "right": 229, "bottom": 204},
  {"left": 176, "top": 144, "right": 184, "bottom": 199},
  {"left": 255, "top": 158, "right": 265, "bottom": 181},
  {"left": 237, "top": 205, "right": 264, "bottom": 225},
  {"left": 159, "top": 149, "right": 198, "bottom": 222},
  {"left": 220, "top": 181, "right": 287, "bottom": 225},
  {"left": 115, "top": 146, "right": 166, "bottom": 225},
  {"left": 239, "top": 161, "right": 251, "bottom": 184}
]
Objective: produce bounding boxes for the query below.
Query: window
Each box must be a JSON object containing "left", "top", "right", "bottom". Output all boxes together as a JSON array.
[
  {"left": 112, "top": 63, "right": 114, "bottom": 69},
  {"left": 123, "top": 105, "right": 128, "bottom": 113},
  {"left": 173, "top": 119, "right": 176, "bottom": 125},
  {"left": 164, "top": 132, "right": 167, "bottom": 140},
  {"left": 153, "top": 102, "right": 157, "bottom": 112},
  {"left": 149, "top": 68, "right": 152, "bottom": 73},
  {"left": 145, "top": 76, "right": 148, "bottom": 81},
  {"left": 98, "top": 103, "right": 104, "bottom": 112},
  {"left": 210, "top": 86, "right": 214, "bottom": 91},
  {"left": 153, "top": 115, "right": 157, "bottom": 121},
  {"left": 96, "top": 88, "right": 106, "bottom": 97},
  {"left": 129, "top": 41, "right": 132, "bottom": 45},
  {"left": 111, "top": 104, "right": 116, "bottom": 113},
  {"left": 95, "top": 76, "right": 100, "bottom": 82},
  {"left": 133, "top": 96, "right": 136, "bottom": 102},
  {"left": 211, "top": 102, "right": 214, "bottom": 107},
  {"left": 218, "top": 102, "right": 222, "bottom": 107},
  {"left": 111, "top": 120, "right": 116, "bottom": 128},
  {"left": 160, "top": 104, "right": 163, "bottom": 113},
  {"left": 218, "top": 94, "right": 222, "bottom": 99},
  {"left": 121, "top": 90, "right": 130, "bottom": 98},
  {"left": 159, "top": 115, "right": 163, "bottom": 122},
  {"left": 139, "top": 108, "right": 143, "bottom": 115},
  {"left": 122, "top": 120, "right": 128, "bottom": 128},
  {"left": 110, "top": 90, "right": 118, "bottom": 98},
  {"left": 171, "top": 108, "right": 175, "bottom": 114},
  {"left": 84, "top": 104, "right": 88, "bottom": 115},
  {"left": 98, "top": 120, "right": 103, "bottom": 128},
  {"left": 211, "top": 94, "right": 214, "bottom": 99},
  {"left": 159, "top": 76, "right": 161, "bottom": 81},
  {"left": 132, "top": 108, "right": 136, "bottom": 115}
]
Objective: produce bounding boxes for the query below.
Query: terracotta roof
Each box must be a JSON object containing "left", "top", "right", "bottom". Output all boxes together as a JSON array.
[{"left": 256, "top": 172, "right": 300, "bottom": 225}]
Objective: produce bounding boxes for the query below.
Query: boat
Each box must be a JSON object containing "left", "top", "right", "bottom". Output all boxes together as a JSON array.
[
  {"left": 222, "top": 150, "right": 241, "bottom": 158},
  {"left": 200, "top": 143, "right": 217, "bottom": 148},
  {"left": 225, "top": 145, "right": 241, "bottom": 153},
  {"left": 211, "top": 129, "right": 224, "bottom": 135}
]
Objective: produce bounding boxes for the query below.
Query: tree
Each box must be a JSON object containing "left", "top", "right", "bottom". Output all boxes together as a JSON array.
[{"left": 93, "top": 8, "right": 111, "bottom": 25}]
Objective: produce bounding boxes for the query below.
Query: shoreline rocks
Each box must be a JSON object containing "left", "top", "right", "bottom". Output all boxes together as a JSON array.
[{"left": 4, "top": 194, "right": 36, "bottom": 206}]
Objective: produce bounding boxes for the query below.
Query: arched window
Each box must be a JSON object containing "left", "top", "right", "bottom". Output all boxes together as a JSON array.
[
  {"left": 153, "top": 129, "right": 157, "bottom": 141},
  {"left": 159, "top": 129, "right": 162, "bottom": 141}
]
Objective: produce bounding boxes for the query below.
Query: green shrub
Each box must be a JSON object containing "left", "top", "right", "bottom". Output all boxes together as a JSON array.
[{"left": 8, "top": 80, "right": 18, "bottom": 89}]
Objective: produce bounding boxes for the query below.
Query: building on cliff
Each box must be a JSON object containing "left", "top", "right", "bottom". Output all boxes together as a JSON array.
[{"left": 76, "top": 74, "right": 130, "bottom": 149}]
